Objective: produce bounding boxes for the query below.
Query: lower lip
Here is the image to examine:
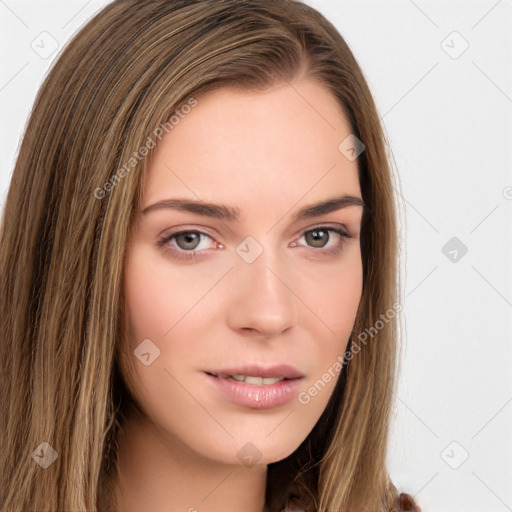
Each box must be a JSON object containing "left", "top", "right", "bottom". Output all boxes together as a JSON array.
[{"left": 204, "top": 373, "right": 303, "bottom": 409}]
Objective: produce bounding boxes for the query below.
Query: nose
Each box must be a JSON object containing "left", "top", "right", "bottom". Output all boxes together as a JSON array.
[{"left": 226, "top": 250, "right": 298, "bottom": 339}]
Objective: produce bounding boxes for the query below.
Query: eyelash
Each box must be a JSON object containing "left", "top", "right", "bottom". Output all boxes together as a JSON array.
[{"left": 156, "top": 226, "right": 352, "bottom": 261}]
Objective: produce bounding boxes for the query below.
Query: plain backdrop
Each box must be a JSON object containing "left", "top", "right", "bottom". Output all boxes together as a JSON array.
[{"left": 1, "top": 1, "right": 511, "bottom": 511}]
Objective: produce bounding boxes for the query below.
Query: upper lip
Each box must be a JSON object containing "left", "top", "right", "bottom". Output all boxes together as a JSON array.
[{"left": 205, "top": 364, "right": 304, "bottom": 380}]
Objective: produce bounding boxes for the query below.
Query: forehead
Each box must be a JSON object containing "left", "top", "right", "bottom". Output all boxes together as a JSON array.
[{"left": 142, "top": 78, "right": 361, "bottom": 214}]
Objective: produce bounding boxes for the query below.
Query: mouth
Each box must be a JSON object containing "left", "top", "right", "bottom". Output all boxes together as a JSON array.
[{"left": 203, "top": 365, "right": 304, "bottom": 409}]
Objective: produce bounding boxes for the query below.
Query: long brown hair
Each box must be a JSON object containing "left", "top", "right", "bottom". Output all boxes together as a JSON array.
[{"left": 0, "top": 1, "right": 418, "bottom": 511}]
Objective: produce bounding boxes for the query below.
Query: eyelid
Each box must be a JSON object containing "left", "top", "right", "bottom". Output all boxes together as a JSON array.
[
  {"left": 292, "top": 221, "right": 351, "bottom": 238},
  {"left": 158, "top": 221, "right": 352, "bottom": 242}
]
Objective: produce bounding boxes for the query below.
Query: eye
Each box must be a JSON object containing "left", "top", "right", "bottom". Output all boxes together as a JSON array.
[
  {"left": 294, "top": 226, "right": 351, "bottom": 255},
  {"left": 156, "top": 230, "right": 221, "bottom": 261},
  {"left": 156, "top": 225, "right": 352, "bottom": 262}
]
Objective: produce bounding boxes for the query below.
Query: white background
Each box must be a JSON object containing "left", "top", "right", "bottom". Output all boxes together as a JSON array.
[{"left": 1, "top": 1, "right": 511, "bottom": 511}]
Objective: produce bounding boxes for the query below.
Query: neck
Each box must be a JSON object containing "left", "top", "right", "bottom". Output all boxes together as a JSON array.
[{"left": 109, "top": 404, "right": 268, "bottom": 512}]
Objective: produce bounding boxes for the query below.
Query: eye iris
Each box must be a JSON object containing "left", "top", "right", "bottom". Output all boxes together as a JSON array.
[
  {"left": 176, "top": 232, "right": 201, "bottom": 250},
  {"left": 306, "top": 229, "right": 329, "bottom": 248}
]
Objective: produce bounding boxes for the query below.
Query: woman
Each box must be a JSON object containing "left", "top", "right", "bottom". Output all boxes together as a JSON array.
[{"left": 0, "top": 1, "right": 420, "bottom": 511}]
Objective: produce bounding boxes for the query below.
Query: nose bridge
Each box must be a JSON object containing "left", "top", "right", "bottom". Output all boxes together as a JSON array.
[{"left": 227, "top": 237, "right": 298, "bottom": 335}]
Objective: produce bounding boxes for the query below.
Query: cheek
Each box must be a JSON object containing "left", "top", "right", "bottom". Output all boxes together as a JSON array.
[
  {"left": 301, "top": 247, "right": 363, "bottom": 343},
  {"left": 294, "top": 261, "right": 362, "bottom": 422},
  {"left": 326, "top": 261, "right": 363, "bottom": 334},
  {"left": 297, "top": 249, "right": 362, "bottom": 390},
  {"left": 123, "top": 247, "right": 212, "bottom": 340},
  {"left": 120, "top": 246, "right": 224, "bottom": 402}
]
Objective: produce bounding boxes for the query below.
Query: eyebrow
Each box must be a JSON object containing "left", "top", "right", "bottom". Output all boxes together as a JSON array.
[{"left": 141, "top": 195, "right": 365, "bottom": 223}]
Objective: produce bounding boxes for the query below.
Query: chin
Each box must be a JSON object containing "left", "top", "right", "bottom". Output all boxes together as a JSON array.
[{"left": 190, "top": 424, "right": 309, "bottom": 468}]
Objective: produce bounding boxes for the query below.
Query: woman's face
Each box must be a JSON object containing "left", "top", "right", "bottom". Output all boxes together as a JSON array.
[{"left": 121, "top": 77, "right": 364, "bottom": 466}]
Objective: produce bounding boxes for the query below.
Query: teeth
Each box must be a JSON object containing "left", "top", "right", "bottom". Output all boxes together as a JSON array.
[
  {"left": 225, "top": 374, "right": 284, "bottom": 385},
  {"left": 262, "top": 377, "right": 283, "bottom": 385}
]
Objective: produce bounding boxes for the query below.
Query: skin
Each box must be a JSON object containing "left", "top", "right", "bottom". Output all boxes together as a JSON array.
[{"left": 115, "top": 77, "right": 364, "bottom": 512}]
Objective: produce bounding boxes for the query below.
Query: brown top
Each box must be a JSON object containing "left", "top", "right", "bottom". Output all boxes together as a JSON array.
[{"left": 393, "top": 492, "right": 421, "bottom": 511}]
